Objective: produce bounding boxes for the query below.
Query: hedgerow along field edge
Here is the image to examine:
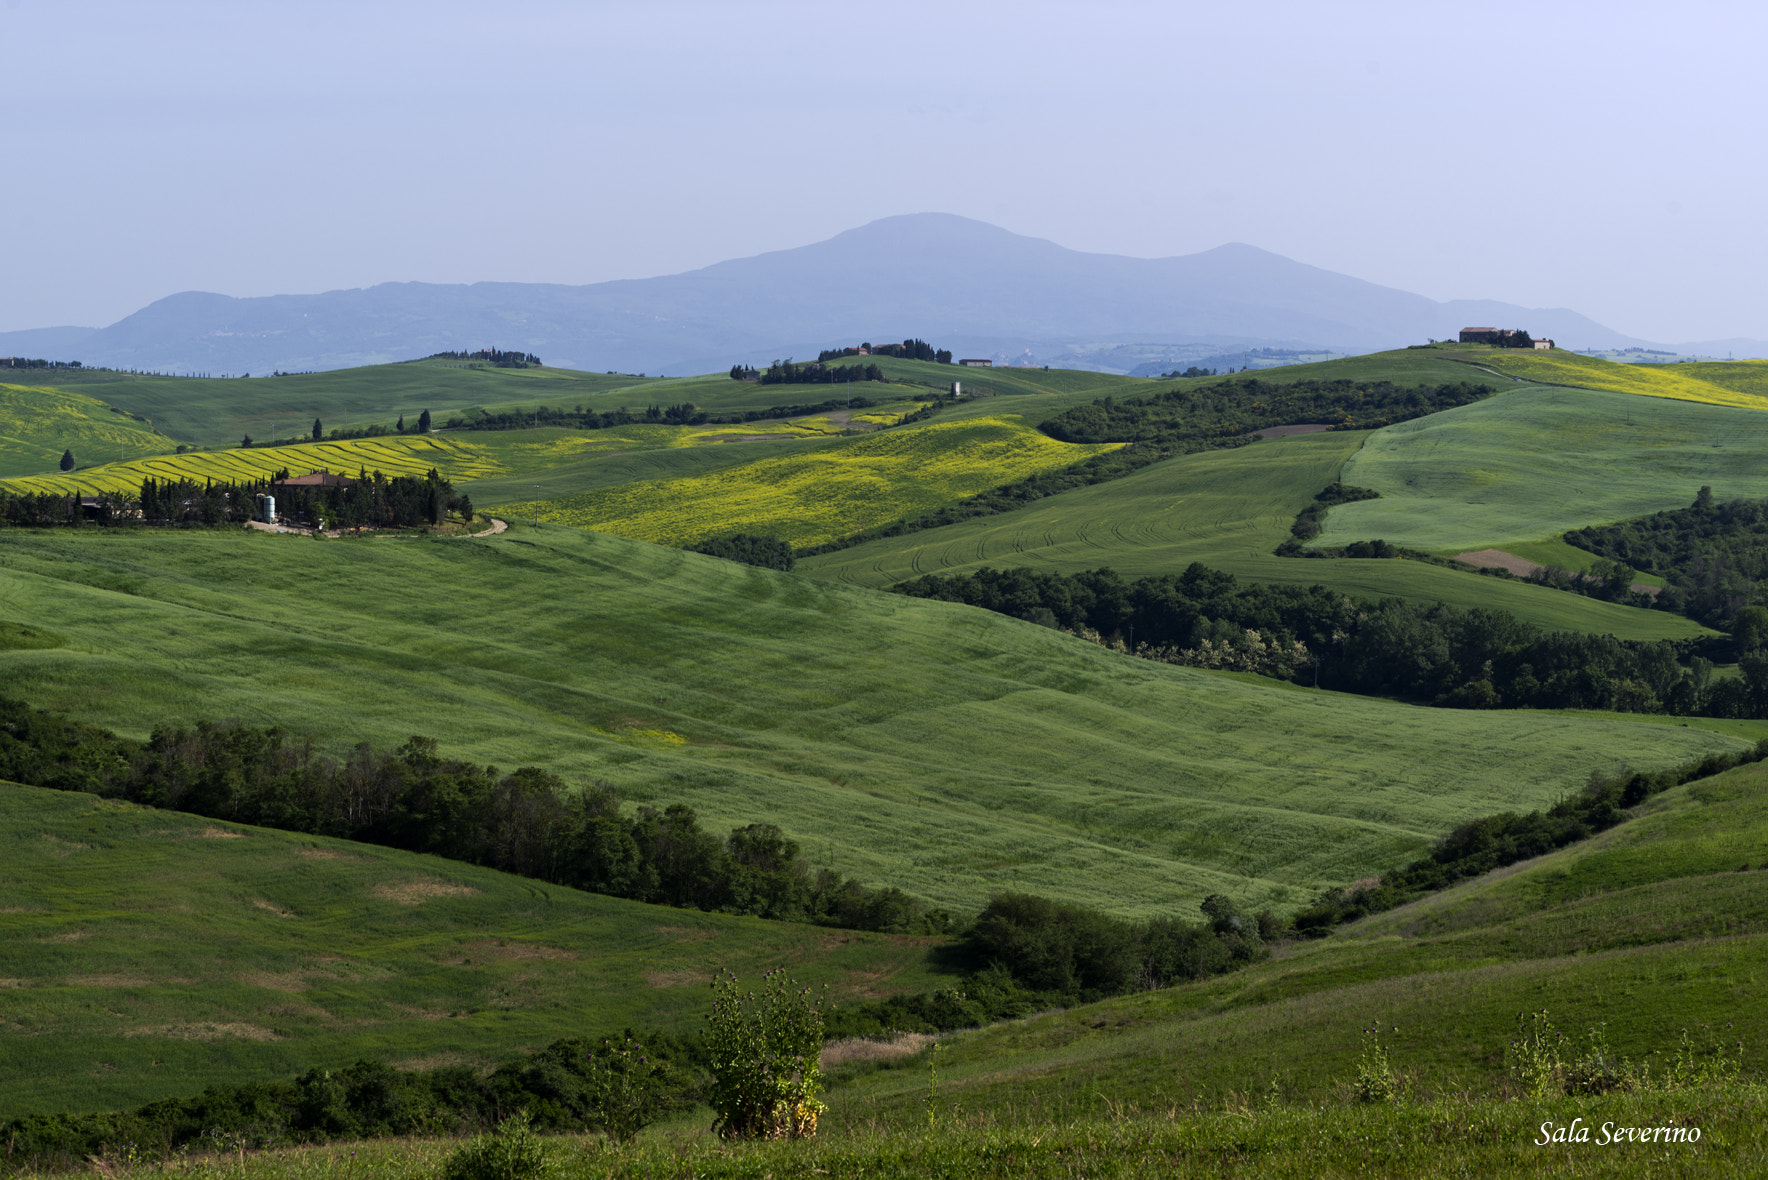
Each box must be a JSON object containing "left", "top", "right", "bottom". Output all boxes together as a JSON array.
[{"left": 0, "top": 526, "right": 1747, "bottom": 925}]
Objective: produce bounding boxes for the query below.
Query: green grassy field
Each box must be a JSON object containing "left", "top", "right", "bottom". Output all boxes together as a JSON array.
[
  {"left": 494, "top": 416, "right": 1121, "bottom": 549},
  {"left": 1318, "top": 384, "right": 1768, "bottom": 554},
  {"left": 25, "top": 757, "right": 1768, "bottom": 1173},
  {"left": 815, "top": 756, "right": 1768, "bottom": 1122},
  {"left": 0, "top": 782, "right": 949, "bottom": 1118},
  {"left": 799, "top": 430, "right": 1711, "bottom": 641},
  {"left": 1, "top": 362, "right": 656, "bottom": 448},
  {"left": 0, "top": 383, "right": 171, "bottom": 481},
  {"left": 0, "top": 527, "right": 1744, "bottom": 925}
]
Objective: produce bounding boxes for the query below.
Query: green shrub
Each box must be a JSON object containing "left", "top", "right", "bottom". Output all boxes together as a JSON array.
[
  {"left": 439, "top": 1110, "right": 551, "bottom": 1180},
  {"left": 704, "top": 970, "right": 826, "bottom": 1140}
]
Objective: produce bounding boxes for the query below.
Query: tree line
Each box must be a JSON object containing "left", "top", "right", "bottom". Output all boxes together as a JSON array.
[
  {"left": 1565, "top": 487, "right": 1768, "bottom": 629},
  {"left": 0, "top": 701, "right": 949, "bottom": 935},
  {"left": 749, "top": 359, "right": 885, "bottom": 386},
  {"left": 1038, "top": 378, "right": 1494, "bottom": 446},
  {"left": 893, "top": 562, "right": 1763, "bottom": 717},
  {"left": 1, "top": 357, "right": 83, "bottom": 370},
  {"left": 447, "top": 394, "right": 901, "bottom": 433},
  {"left": 417, "top": 349, "right": 543, "bottom": 368},
  {"left": 0, "top": 469, "right": 468, "bottom": 530},
  {"left": 816, "top": 339, "right": 952, "bottom": 364},
  {"left": 689, "top": 534, "right": 795, "bottom": 570}
]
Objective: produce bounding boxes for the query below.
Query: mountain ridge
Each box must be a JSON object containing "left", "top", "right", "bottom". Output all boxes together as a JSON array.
[{"left": 3, "top": 214, "right": 1752, "bottom": 374}]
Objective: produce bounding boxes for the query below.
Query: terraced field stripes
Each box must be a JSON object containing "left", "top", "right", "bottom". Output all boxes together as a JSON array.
[{"left": 2, "top": 435, "right": 507, "bottom": 496}]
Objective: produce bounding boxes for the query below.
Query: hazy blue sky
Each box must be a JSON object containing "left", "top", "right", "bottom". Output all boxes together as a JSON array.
[{"left": 5, "top": 0, "right": 1763, "bottom": 341}]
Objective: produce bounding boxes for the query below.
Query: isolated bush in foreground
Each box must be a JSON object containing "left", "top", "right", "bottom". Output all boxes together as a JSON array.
[
  {"left": 705, "top": 970, "right": 826, "bottom": 1140},
  {"left": 439, "top": 1110, "right": 551, "bottom": 1180}
]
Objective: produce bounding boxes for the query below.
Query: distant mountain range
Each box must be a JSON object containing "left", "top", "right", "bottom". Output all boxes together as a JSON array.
[{"left": 4, "top": 214, "right": 1761, "bottom": 375}]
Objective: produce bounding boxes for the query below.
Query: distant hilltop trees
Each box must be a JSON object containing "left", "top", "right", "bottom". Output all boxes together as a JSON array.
[
  {"left": 2, "top": 357, "right": 83, "bottom": 370},
  {"left": 817, "top": 339, "right": 952, "bottom": 364},
  {"left": 417, "top": 348, "right": 542, "bottom": 368},
  {"left": 1458, "top": 327, "right": 1552, "bottom": 349},
  {"left": 735, "top": 358, "right": 885, "bottom": 386}
]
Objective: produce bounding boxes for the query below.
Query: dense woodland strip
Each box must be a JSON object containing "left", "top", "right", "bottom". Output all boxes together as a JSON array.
[
  {"left": 1566, "top": 487, "right": 1768, "bottom": 629},
  {"left": 894, "top": 562, "right": 1767, "bottom": 717},
  {"left": 0, "top": 470, "right": 468, "bottom": 531},
  {"left": 0, "top": 703, "right": 951, "bottom": 934}
]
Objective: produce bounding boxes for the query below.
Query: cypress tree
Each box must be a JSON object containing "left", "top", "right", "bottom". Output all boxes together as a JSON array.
[{"left": 59, "top": 449, "right": 74, "bottom": 471}]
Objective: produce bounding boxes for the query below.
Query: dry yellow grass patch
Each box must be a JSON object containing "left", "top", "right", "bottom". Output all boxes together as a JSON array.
[
  {"left": 251, "top": 898, "right": 296, "bottom": 918},
  {"left": 69, "top": 974, "right": 155, "bottom": 988},
  {"left": 38, "top": 931, "right": 87, "bottom": 943},
  {"left": 653, "top": 925, "right": 716, "bottom": 941},
  {"left": 643, "top": 969, "right": 706, "bottom": 989},
  {"left": 242, "top": 971, "right": 311, "bottom": 992},
  {"left": 126, "top": 1022, "right": 281, "bottom": 1041},
  {"left": 372, "top": 879, "right": 480, "bottom": 905},
  {"left": 0, "top": 979, "right": 27, "bottom": 989},
  {"left": 201, "top": 826, "right": 247, "bottom": 839},
  {"left": 820, "top": 1032, "right": 936, "bottom": 1069},
  {"left": 464, "top": 939, "right": 579, "bottom": 961},
  {"left": 297, "top": 846, "right": 361, "bottom": 861}
]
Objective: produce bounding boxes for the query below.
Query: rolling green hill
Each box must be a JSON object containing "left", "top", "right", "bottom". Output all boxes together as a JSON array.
[
  {"left": 1319, "top": 384, "right": 1768, "bottom": 555},
  {"left": 0, "top": 781, "right": 947, "bottom": 1118},
  {"left": 822, "top": 754, "right": 1768, "bottom": 1116},
  {"left": 799, "top": 429, "right": 1711, "bottom": 641},
  {"left": 0, "top": 527, "right": 1746, "bottom": 924},
  {"left": 493, "top": 416, "right": 1122, "bottom": 549},
  {"left": 0, "top": 383, "right": 171, "bottom": 481}
]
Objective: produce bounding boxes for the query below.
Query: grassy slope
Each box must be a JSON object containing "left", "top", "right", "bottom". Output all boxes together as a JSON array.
[
  {"left": 1463, "top": 348, "right": 1768, "bottom": 410},
  {"left": 1320, "top": 384, "right": 1768, "bottom": 554},
  {"left": 0, "top": 528, "right": 1744, "bottom": 923},
  {"left": 0, "top": 384, "right": 171, "bottom": 481},
  {"left": 494, "top": 417, "right": 1121, "bottom": 549},
  {"left": 799, "top": 430, "right": 1710, "bottom": 641},
  {"left": 826, "top": 758, "right": 1768, "bottom": 1118},
  {"left": 4, "top": 363, "right": 654, "bottom": 448},
  {"left": 0, "top": 782, "right": 948, "bottom": 1118}
]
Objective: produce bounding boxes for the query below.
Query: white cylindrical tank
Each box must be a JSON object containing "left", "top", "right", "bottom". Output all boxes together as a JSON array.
[{"left": 261, "top": 494, "right": 276, "bottom": 523}]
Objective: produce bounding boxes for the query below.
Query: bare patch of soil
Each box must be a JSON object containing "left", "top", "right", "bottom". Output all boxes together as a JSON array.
[
  {"left": 251, "top": 898, "right": 296, "bottom": 918},
  {"left": 0, "top": 979, "right": 25, "bottom": 989},
  {"left": 1456, "top": 549, "right": 1661, "bottom": 597},
  {"left": 373, "top": 879, "right": 480, "bottom": 905}
]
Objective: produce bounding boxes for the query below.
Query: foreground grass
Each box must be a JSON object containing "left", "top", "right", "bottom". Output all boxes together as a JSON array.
[
  {"left": 1320, "top": 383, "right": 1768, "bottom": 554},
  {"left": 22, "top": 1092, "right": 1766, "bottom": 1179}
]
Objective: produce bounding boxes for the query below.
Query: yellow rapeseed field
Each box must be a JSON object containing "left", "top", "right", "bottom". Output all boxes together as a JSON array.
[
  {"left": 1477, "top": 352, "right": 1768, "bottom": 411},
  {"left": 3, "top": 435, "right": 505, "bottom": 496},
  {"left": 498, "top": 415, "right": 1121, "bottom": 549}
]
